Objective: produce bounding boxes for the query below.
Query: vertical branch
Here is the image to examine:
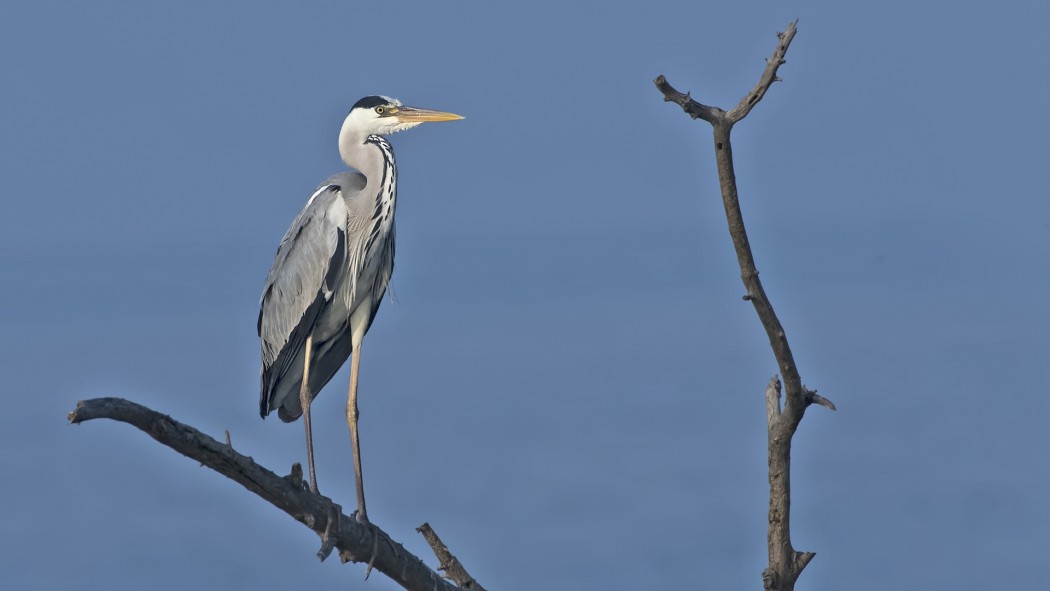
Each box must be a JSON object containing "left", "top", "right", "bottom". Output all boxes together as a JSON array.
[
  {"left": 654, "top": 20, "right": 835, "bottom": 591},
  {"left": 709, "top": 121, "right": 803, "bottom": 412}
]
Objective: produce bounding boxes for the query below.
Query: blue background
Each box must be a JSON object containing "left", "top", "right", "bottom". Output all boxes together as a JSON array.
[{"left": 2, "top": 1, "right": 1048, "bottom": 589}]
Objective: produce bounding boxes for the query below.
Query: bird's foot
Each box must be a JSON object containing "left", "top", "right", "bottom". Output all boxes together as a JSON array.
[
  {"left": 316, "top": 498, "right": 342, "bottom": 562},
  {"left": 358, "top": 519, "right": 379, "bottom": 580}
]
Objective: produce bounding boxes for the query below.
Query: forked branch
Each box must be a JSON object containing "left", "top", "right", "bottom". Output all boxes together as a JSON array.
[
  {"left": 654, "top": 20, "right": 835, "bottom": 591},
  {"left": 68, "top": 397, "right": 482, "bottom": 591}
]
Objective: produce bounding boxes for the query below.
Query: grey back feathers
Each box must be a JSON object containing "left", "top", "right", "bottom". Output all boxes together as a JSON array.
[{"left": 258, "top": 165, "right": 395, "bottom": 421}]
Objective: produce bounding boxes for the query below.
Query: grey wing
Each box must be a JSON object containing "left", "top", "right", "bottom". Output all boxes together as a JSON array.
[{"left": 258, "top": 183, "right": 349, "bottom": 417}]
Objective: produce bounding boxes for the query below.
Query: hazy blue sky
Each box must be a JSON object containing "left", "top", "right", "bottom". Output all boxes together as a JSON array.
[{"left": 3, "top": 1, "right": 1048, "bottom": 589}]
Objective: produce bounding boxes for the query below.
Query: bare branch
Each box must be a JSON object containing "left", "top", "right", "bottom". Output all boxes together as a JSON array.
[
  {"left": 727, "top": 20, "right": 798, "bottom": 124},
  {"left": 654, "top": 21, "right": 834, "bottom": 591},
  {"left": 417, "top": 522, "right": 488, "bottom": 590},
  {"left": 653, "top": 75, "right": 725, "bottom": 124},
  {"left": 68, "top": 397, "right": 462, "bottom": 591},
  {"left": 654, "top": 20, "right": 798, "bottom": 129},
  {"left": 805, "top": 388, "right": 837, "bottom": 411},
  {"left": 765, "top": 376, "right": 782, "bottom": 423}
]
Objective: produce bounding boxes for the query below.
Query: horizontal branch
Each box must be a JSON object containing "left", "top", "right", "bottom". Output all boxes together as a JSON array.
[
  {"left": 68, "top": 397, "right": 463, "bottom": 591},
  {"left": 653, "top": 74, "right": 725, "bottom": 124}
]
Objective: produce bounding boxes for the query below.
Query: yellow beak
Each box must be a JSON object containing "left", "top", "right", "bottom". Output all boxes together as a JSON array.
[{"left": 394, "top": 106, "right": 464, "bottom": 123}]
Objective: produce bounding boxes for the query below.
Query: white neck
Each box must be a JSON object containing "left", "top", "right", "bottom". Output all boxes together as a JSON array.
[{"left": 338, "top": 115, "right": 371, "bottom": 169}]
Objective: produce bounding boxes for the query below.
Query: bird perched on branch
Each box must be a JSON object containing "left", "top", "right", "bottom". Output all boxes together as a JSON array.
[{"left": 258, "top": 95, "right": 462, "bottom": 522}]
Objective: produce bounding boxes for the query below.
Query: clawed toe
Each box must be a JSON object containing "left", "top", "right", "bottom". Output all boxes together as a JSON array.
[{"left": 315, "top": 499, "right": 342, "bottom": 561}]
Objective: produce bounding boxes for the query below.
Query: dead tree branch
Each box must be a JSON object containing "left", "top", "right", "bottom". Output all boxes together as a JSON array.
[
  {"left": 67, "top": 397, "right": 482, "bottom": 591},
  {"left": 417, "top": 522, "right": 487, "bottom": 590},
  {"left": 654, "top": 20, "right": 835, "bottom": 591}
]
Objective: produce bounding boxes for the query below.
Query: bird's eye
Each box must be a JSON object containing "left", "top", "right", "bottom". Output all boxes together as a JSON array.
[{"left": 375, "top": 106, "right": 385, "bottom": 114}]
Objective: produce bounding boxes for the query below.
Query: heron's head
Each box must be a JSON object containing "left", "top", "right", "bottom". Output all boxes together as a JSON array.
[{"left": 341, "top": 95, "right": 463, "bottom": 140}]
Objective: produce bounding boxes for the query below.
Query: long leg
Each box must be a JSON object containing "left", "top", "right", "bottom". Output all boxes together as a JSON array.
[
  {"left": 299, "top": 334, "right": 319, "bottom": 494},
  {"left": 347, "top": 344, "right": 368, "bottom": 522}
]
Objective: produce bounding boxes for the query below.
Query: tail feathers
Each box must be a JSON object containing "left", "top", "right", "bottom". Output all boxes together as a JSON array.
[
  {"left": 278, "top": 402, "right": 303, "bottom": 423},
  {"left": 260, "top": 367, "right": 305, "bottom": 422},
  {"left": 259, "top": 333, "right": 354, "bottom": 423}
]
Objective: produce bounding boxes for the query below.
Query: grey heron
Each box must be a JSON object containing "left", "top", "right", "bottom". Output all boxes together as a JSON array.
[{"left": 258, "top": 95, "right": 462, "bottom": 522}]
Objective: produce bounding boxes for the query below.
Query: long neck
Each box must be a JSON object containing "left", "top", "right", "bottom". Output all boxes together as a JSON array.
[
  {"left": 362, "top": 135, "right": 397, "bottom": 223},
  {"left": 340, "top": 119, "right": 396, "bottom": 204},
  {"left": 339, "top": 127, "right": 398, "bottom": 246},
  {"left": 338, "top": 120, "right": 391, "bottom": 173}
]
